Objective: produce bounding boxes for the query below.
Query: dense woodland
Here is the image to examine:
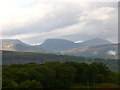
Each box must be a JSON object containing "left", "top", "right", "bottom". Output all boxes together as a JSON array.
[
  {"left": 2, "top": 61, "right": 120, "bottom": 89},
  {"left": 2, "top": 51, "right": 120, "bottom": 89}
]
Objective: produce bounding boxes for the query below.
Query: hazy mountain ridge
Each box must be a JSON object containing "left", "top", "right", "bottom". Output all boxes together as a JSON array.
[
  {"left": 39, "top": 38, "right": 112, "bottom": 52},
  {"left": 79, "top": 38, "right": 112, "bottom": 46},
  {"left": 39, "top": 39, "right": 80, "bottom": 51},
  {"left": 1, "top": 38, "right": 118, "bottom": 58},
  {"left": 0, "top": 39, "right": 55, "bottom": 54}
]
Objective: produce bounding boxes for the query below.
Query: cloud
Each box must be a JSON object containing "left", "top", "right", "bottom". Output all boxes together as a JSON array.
[
  {"left": 1, "top": 0, "right": 54, "bottom": 32},
  {"left": 0, "top": 1, "right": 118, "bottom": 44},
  {"left": 1, "top": 2, "right": 89, "bottom": 36},
  {"left": 107, "top": 50, "right": 116, "bottom": 56}
]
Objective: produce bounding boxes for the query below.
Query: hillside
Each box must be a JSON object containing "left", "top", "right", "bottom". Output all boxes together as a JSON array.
[
  {"left": 0, "top": 38, "right": 116, "bottom": 58},
  {"left": 39, "top": 39, "right": 79, "bottom": 52},
  {"left": 2, "top": 50, "right": 118, "bottom": 71},
  {"left": 63, "top": 44, "right": 118, "bottom": 58},
  {"left": 0, "top": 39, "right": 54, "bottom": 54},
  {"left": 39, "top": 38, "right": 112, "bottom": 52},
  {"left": 80, "top": 38, "right": 112, "bottom": 46}
]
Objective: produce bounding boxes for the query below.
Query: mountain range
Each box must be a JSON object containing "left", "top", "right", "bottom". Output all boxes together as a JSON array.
[
  {"left": 0, "top": 38, "right": 118, "bottom": 58},
  {"left": 38, "top": 38, "right": 112, "bottom": 52},
  {"left": 0, "top": 39, "right": 54, "bottom": 54}
]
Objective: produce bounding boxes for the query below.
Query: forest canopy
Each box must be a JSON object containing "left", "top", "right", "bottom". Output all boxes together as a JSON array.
[{"left": 2, "top": 61, "right": 120, "bottom": 89}]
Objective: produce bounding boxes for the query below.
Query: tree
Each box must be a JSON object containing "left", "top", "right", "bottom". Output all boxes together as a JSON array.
[
  {"left": 19, "top": 80, "right": 43, "bottom": 88},
  {"left": 96, "top": 74, "right": 105, "bottom": 83},
  {"left": 85, "top": 62, "right": 99, "bottom": 86},
  {"left": 44, "top": 61, "right": 76, "bottom": 88},
  {"left": 2, "top": 79, "right": 18, "bottom": 88},
  {"left": 65, "top": 62, "right": 88, "bottom": 83}
]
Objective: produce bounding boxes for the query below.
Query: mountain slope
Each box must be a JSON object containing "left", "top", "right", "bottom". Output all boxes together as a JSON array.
[
  {"left": 39, "top": 38, "right": 112, "bottom": 52},
  {"left": 80, "top": 38, "right": 112, "bottom": 46},
  {"left": 39, "top": 39, "right": 79, "bottom": 51},
  {"left": 63, "top": 44, "right": 118, "bottom": 58},
  {"left": 0, "top": 39, "right": 54, "bottom": 53},
  {"left": 0, "top": 38, "right": 113, "bottom": 55}
]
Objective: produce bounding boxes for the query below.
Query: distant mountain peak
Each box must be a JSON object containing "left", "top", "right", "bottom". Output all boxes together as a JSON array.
[
  {"left": 85, "top": 37, "right": 111, "bottom": 42},
  {"left": 44, "top": 38, "right": 74, "bottom": 42},
  {"left": 0, "top": 39, "right": 54, "bottom": 54},
  {"left": 81, "top": 38, "right": 112, "bottom": 46},
  {"left": 40, "top": 39, "right": 77, "bottom": 51},
  {"left": 1, "top": 39, "right": 28, "bottom": 45},
  {"left": 38, "top": 38, "right": 113, "bottom": 52},
  {"left": 1, "top": 39, "right": 24, "bottom": 43}
]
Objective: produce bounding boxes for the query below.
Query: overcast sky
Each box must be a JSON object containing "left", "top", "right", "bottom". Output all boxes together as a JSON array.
[{"left": 0, "top": 0, "right": 118, "bottom": 45}]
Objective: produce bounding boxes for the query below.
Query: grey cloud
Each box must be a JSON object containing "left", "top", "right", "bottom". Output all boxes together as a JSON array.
[
  {"left": 3, "top": 3, "right": 82, "bottom": 36},
  {"left": 2, "top": 2, "right": 118, "bottom": 44}
]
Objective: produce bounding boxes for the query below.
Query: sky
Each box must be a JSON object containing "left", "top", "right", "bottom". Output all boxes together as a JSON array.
[{"left": 0, "top": 0, "right": 119, "bottom": 45}]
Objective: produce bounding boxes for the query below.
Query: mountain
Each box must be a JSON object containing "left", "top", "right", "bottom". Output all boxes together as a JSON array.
[
  {"left": 0, "top": 38, "right": 113, "bottom": 55},
  {"left": 0, "top": 39, "right": 54, "bottom": 53},
  {"left": 39, "top": 39, "right": 80, "bottom": 52},
  {"left": 80, "top": 38, "right": 112, "bottom": 46},
  {"left": 63, "top": 44, "right": 119, "bottom": 58},
  {"left": 39, "top": 38, "right": 112, "bottom": 52}
]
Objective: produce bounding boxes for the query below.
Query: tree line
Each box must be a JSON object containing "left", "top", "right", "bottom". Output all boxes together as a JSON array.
[{"left": 2, "top": 61, "right": 120, "bottom": 89}]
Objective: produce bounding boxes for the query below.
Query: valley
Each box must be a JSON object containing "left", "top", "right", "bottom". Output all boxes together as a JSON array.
[{"left": 2, "top": 50, "right": 118, "bottom": 71}]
